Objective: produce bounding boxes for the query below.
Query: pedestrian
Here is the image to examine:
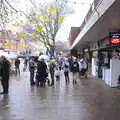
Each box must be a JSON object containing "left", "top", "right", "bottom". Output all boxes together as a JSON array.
[
  {"left": 36, "top": 58, "right": 47, "bottom": 87},
  {"left": 29, "top": 58, "right": 35, "bottom": 86},
  {"left": 23, "top": 57, "right": 28, "bottom": 71},
  {"left": 80, "top": 58, "right": 88, "bottom": 78},
  {"left": 55, "top": 66, "right": 60, "bottom": 81},
  {"left": 0, "top": 56, "right": 10, "bottom": 94},
  {"left": 15, "top": 57, "right": 20, "bottom": 75},
  {"left": 84, "top": 59, "right": 89, "bottom": 78},
  {"left": 49, "top": 59, "right": 56, "bottom": 86},
  {"left": 71, "top": 57, "right": 79, "bottom": 84},
  {"left": 59, "top": 58, "right": 64, "bottom": 70},
  {"left": 68, "top": 56, "right": 73, "bottom": 72},
  {"left": 63, "top": 59, "right": 70, "bottom": 84}
]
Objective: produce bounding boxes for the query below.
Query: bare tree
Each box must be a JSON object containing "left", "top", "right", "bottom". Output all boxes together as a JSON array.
[
  {"left": 0, "top": 0, "right": 29, "bottom": 30},
  {"left": 25, "top": 0, "right": 71, "bottom": 56}
]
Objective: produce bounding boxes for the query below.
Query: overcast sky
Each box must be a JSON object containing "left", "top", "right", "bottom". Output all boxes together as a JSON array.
[
  {"left": 17, "top": 0, "right": 93, "bottom": 35},
  {"left": 56, "top": 0, "right": 94, "bottom": 42},
  {"left": 8, "top": 0, "right": 94, "bottom": 48}
]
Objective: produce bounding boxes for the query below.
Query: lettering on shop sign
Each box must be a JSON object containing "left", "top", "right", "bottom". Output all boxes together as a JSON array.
[{"left": 109, "top": 32, "right": 120, "bottom": 44}]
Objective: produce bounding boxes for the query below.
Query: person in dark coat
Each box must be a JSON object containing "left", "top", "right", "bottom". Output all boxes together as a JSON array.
[
  {"left": 36, "top": 59, "right": 47, "bottom": 87},
  {"left": 29, "top": 58, "right": 35, "bottom": 86},
  {"left": 0, "top": 56, "right": 10, "bottom": 94},
  {"left": 71, "top": 58, "right": 79, "bottom": 84},
  {"left": 49, "top": 60, "right": 56, "bottom": 86},
  {"left": 63, "top": 60, "right": 70, "bottom": 84},
  {"left": 68, "top": 57, "right": 73, "bottom": 72},
  {"left": 15, "top": 57, "right": 20, "bottom": 75}
]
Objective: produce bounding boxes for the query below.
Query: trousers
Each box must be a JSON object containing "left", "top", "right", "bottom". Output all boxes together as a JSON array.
[{"left": 1, "top": 79, "right": 9, "bottom": 93}]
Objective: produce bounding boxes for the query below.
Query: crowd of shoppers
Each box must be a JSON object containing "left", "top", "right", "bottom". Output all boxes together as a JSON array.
[
  {"left": 28, "top": 56, "right": 89, "bottom": 87},
  {"left": 0, "top": 55, "right": 89, "bottom": 94}
]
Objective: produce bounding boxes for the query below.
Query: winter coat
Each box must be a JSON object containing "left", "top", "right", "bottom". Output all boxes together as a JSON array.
[
  {"left": 36, "top": 61, "right": 47, "bottom": 78},
  {"left": 71, "top": 61, "right": 79, "bottom": 73},
  {"left": 0, "top": 59, "right": 10, "bottom": 80},
  {"left": 15, "top": 59, "right": 20, "bottom": 67},
  {"left": 49, "top": 63, "right": 56, "bottom": 74}
]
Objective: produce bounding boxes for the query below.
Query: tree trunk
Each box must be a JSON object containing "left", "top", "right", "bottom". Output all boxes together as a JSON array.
[
  {"left": 49, "top": 38, "right": 55, "bottom": 57},
  {"left": 49, "top": 46, "right": 55, "bottom": 57}
]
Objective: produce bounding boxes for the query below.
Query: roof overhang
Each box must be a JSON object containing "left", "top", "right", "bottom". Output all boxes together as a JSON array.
[{"left": 71, "top": 0, "right": 120, "bottom": 50}]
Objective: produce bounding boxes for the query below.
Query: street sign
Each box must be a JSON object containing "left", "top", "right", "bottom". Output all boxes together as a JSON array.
[{"left": 109, "top": 32, "right": 120, "bottom": 44}]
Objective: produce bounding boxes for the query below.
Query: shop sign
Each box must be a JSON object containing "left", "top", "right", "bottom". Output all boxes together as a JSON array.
[{"left": 109, "top": 32, "right": 120, "bottom": 44}]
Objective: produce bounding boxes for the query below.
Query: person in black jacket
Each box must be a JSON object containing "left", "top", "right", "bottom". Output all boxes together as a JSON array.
[
  {"left": 36, "top": 59, "right": 47, "bottom": 87},
  {"left": 29, "top": 58, "right": 35, "bottom": 86},
  {"left": 0, "top": 56, "right": 10, "bottom": 94},
  {"left": 15, "top": 57, "right": 20, "bottom": 75},
  {"left": 71, "top": 58, "right": 79, "bottom": 84},
  {"left": 49, "top": 60, "right": 56, "bottom": 86}
]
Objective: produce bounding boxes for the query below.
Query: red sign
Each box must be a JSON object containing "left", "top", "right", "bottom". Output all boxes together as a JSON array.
[
  {"left": 109, "top": 32, "right": 120, "bottom": 44},
  {"left": 109, "top": 38, "right": 120, "bottom": 44}
]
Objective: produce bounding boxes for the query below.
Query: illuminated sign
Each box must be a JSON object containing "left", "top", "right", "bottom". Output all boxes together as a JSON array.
[{"left": 109, "top": 32, "right": 120, "bottom": 44}]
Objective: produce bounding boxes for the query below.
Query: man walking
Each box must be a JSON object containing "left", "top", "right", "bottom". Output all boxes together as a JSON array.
[
  {"left": 49, "top": 59, "right": 56, "bottom": 86},
  {"left": 71, "top": 57, "right": 79, "bottom": 84},
  {"left": 15, "top": 57, "right": 20, "bottom": 75},
  {"left": 29, "top": 58, "right": 35, "bottom": 86},
  {"left": 0, "top": 56, "right": 10, "bottom": 94},
  {"left": 36, "top": 58, "right": 47, "bottom": 87},
  {"left": 63, "top": 58, "right": 70, "bottom": 84}
]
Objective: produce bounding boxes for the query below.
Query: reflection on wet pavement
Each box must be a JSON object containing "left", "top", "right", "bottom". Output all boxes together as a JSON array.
[{"left": 0, "top": 71, "right": 120, "bottom": 120}]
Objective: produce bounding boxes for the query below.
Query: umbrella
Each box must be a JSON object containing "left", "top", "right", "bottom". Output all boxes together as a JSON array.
[{"left": 0, "top": 51, "right": 9, "bottom": 58}]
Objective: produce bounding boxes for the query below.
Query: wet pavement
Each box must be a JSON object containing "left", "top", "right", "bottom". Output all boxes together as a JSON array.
[{"left": 0, "top": 70, "right": 120, "bottom": 120}]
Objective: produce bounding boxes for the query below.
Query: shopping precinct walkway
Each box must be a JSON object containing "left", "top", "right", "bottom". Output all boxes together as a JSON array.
[{"left": 0, "top": 70, "right": 120, "bottom": 120}]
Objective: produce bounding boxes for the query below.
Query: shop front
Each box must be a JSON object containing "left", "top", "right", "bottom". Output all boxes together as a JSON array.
[
  {"left": 102, "top": 47, "right": 120, "bottom": 87},
  {"left": 102, "top": 32, "right": 120, "bottom": 87},
  {"left": 91, "top": 32, "right": 120, "bottom": 87}
]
